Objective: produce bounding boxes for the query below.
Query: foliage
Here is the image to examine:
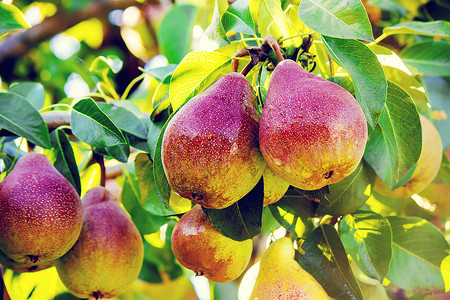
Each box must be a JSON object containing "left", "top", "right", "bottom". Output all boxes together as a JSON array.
[{"left": 0, "top": 0, "right": 449, "bottom": 299}]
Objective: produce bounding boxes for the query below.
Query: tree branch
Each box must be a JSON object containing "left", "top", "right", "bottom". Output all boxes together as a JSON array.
[{"left": 0, "top": 0, "right": 145, "bottom": 64}]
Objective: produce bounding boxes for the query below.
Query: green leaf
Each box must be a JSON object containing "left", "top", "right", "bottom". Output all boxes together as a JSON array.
[
  {"left": 271, "top": 162, "right": 374, "bottom": 220},
  {"left": 144, "top": 64, "right": 177, "bottom": 82},
  {"left": 322, "top": 37, "right": 386, "bottom": 128},
  {"left": 135, "top": 153, "right": 179, "bottom": 216},
  {"left": 200, "top": 0, "right": 230, "bottom": 49},
  {"left": 222, "top": 0, "right": 255, "bottom": 35},
  {"left": 169, "top": 50, "right": 233, "bottom": 111},
  {"left": 9, "top": 82, "right": 45, "bottom": 110},
  {"left": 70, "top": 98, "right": 127, "bottom": 148},
  {"left": 364, "top": 81, "right": 421, "bottom": 191},
  {"left": 340, "top": 211, "right": 392, "bottom": 282},
  {"left": 104, "top": 142, "right": 130, "bottom": 163},
  {"left": 298, "top": 0, "right": 373, "bottom": 41},
  {"left": 299, "top": 224, "right": 364, "bottom": 300},
  {"left": 147, "top": 118, "right": 166, "bottom": 160},
  {"left": 153, "top": 114, "right": 174, "bottom": 208},
  {"left": 49, "top": 129, "right": 82, "bottom": 195},
  {"left": 121, "top": 169, "right": 168, "bottom": 235},
  {"left": 90, "top": 55, "right": 123, "bottom": 74},
  {"left": 158, "top": 5, "right": 198, "bottom": 64},
  {"left": 400, "top": 40, "right": 450, "bottom": 77},
  {"left": 386, "top": 216, "right": 449, "bottom": 293},
  {"left": 256, "top": 0, "right": 303, "bottom": 47},
  {"left": 203, "top": 178, "right": 264, "bottom": 241},
  {"left": 141, "top": 221, "right": 184, "bottom": 281},
  {"left": 97, "top": 102, "right": 147, "bottom": 139},
  {"left": 316, "top": 162, "right": 375, "bottom": 216},
  {"left": 268, "top": 203, "right": 311, "bottom": 238},
  {"left": 382, "top": 66, "right": 427, "bottom": 103},
  {"left": 383, "top": 21, "right": 450, "bottom": 38},
  {"left": 0, "top": 92, "right": 51, "bottom": 149},
  {"left": 0, "top": 3, "right": 30, "bottom": 35}
]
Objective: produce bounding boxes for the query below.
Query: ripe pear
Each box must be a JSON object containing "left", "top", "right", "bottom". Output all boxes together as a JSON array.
[
  {"left": 162, "top": 72, "right": 265, "bottom": 209},
  {"left": 417, "top": 151, "right": 450, "bottom": 217},
  {"left": 171, "top": 205, "right": 252, "bottom": 282},
  {"left": 55, "top": 186, "right": 144, "bottom": 299},
  {"left": 0, "top": 249, "right": 54, "bottom": 273},
  {"left": 259, "top": 59, "right": 368, "bottom": 190},
  {"left": 262, "top": 166, "right": 290, "bottom": 205},
  {"left": 0, "top": 153, "right": 82, "bottom": 263},
  {"left": 250, "top": 237, "right": 329, "bottom": 299},
  {"left": 419, "top": 182, "right": 450, "bottom": 217},
  {"left": 374, "top": 114, "right": 443, "bottom": 198}
]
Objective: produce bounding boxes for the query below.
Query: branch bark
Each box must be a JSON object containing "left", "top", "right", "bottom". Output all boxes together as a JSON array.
[{"left": 0, "top": 0, "right": 145, "bottom": 64}]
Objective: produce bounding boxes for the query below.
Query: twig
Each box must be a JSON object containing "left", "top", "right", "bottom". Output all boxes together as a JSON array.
[{"left": 0, "top": 0, "right": 145, "bottom": 64}]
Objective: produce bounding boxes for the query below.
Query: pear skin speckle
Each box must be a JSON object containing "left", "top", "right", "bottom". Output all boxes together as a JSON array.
[
  {"left": 259, "top": 60, "right": 368, "bottom": 190},
  {"left": 0, "top": 153, "right": 82, "bottom": 263},
  {"left": 171, "top": 205, "right": 252, "bottom": 283},
  {"left": 162, "top": 72, "right": 265, "bottom": 209}
]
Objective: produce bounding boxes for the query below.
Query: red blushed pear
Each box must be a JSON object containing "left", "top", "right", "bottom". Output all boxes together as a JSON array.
[
  {"left": 0, "top": 153, "right": 82, "bottom": 264},
  {"left": 55, "top": 186, "right": 144, "bottom": 299},
  {"left": 171, "top": 205, "right": 253, "bottom": 283},
  {"left": 161, "top": 72, "right": 265, "bottom": 209},
  {"left": 259, "top": 59, "right": 368, "bottom": 190},
  {"left": 374, "top": 114, "right": 443, "bottom": 198}
]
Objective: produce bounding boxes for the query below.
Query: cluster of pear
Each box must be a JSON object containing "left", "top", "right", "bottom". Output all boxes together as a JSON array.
[
  {"left": 161, "top": 58, "right": 369, "bottom": 296},
  {"left": 0, "top": 153, "right": 143, "bottom": 299}
]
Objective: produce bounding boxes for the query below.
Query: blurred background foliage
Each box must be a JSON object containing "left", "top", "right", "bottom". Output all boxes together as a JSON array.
[{"left": 0, "top": 0, "right": 449, "bottom": 299}]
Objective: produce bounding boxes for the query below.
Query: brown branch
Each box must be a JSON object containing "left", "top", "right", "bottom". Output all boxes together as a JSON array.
[
  {"left": 0, "top": 0, "right": 146, "bottom": 64},
  {"left": 42, "top": 111, "right": 71, "bottom": 131}
]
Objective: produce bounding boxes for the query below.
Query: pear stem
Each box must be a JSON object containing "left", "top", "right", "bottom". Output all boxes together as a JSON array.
[
  {"left": 240, "top": 60, "right": 256, "bottom": 76},
  {"left": 94, "top": 153, "right": 106, "bottom": 187},
  {"left": 231, "top": 48, "right": 250, "bottom": 73},
  {"left": 261, "top": 35, "right": 284, "bottom": 63}
]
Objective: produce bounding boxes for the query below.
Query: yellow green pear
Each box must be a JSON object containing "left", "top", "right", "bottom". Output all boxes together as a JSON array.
[
  {"left": 262, "top": 166, "right": 290, "bottom": 205},
  {"left": 374, "top": 114, "right": 443, "bottom": 198},
  {"left": 417, "top": 150, "right": 450, "bottom": 217},
  {"left": 171, "top": 205, "right": 252, "bottom": 282},
  {"left": 250, "top": 237, "right": 329, "bottom": 300}
]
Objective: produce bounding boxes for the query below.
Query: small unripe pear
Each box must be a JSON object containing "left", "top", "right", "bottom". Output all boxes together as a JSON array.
[
  {"left": 171, "top": 205, "right": 252, "bottom": 283},
  {"left": 56, "top": 186, "right": 144, "bottom": 299},
  {"left": 0, "top": 153, "right": 82, "bottom": 264}
]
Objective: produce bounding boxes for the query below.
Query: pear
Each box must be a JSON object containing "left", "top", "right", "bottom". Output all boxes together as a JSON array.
[
  {"left": 0, "top": 249, "right": 54, "bottom": 273},
  {"left": 55, "top": 186, "right": 144, "bottom": 299},
  {"left": 171, "top": 205, "right": 252, "bottom": 283},
  {"left": 419, "top": 182, "right": 450, "bottom": 217},
  {"left": 0, "top": 153, "right": 82, "bottom": 263},
  {"left": 262, "top": 166, "right": 290, "bottom": 205},
  {"left": 374, "top": 114, "right": 443, "bottom": 198},
  {"left": 259, "top": 59, "right": 368, "bottom": 190},
  {"left": 250, "top": 237, "right": 329, "bottom": 299},
  {"left": 162, "top": 72, "right": 265, "bottom": 209}
]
